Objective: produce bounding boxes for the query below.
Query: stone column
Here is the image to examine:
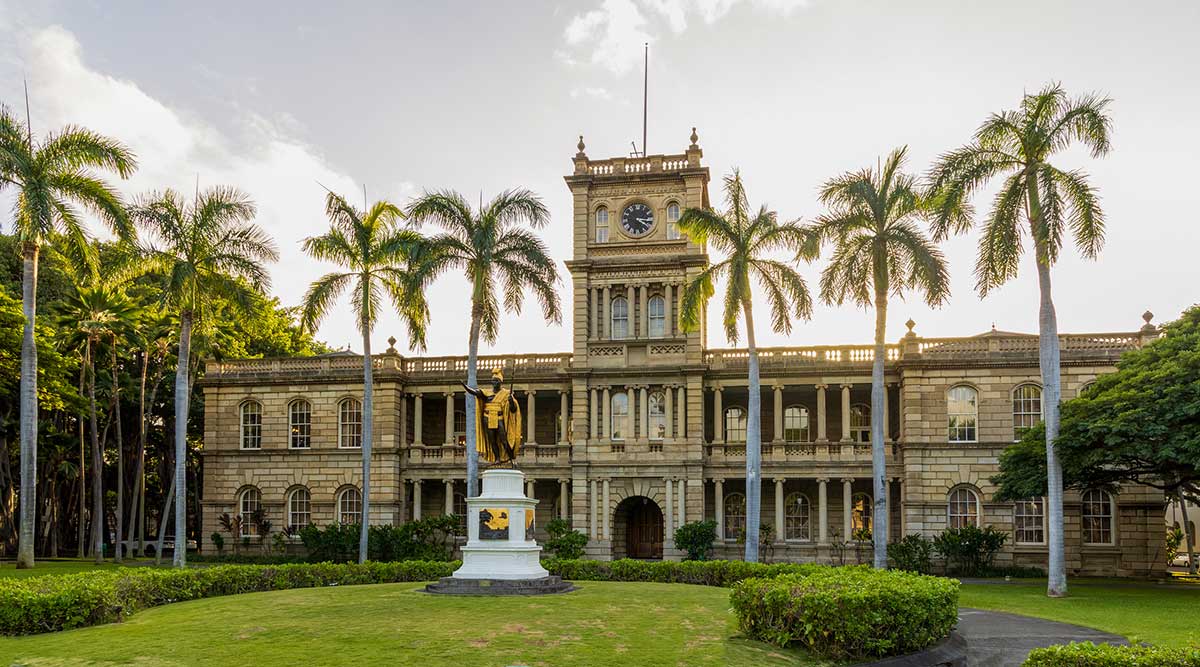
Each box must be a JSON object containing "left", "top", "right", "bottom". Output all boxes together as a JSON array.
[
  {"left": 664, "top": 283, "right": 673, "bottom": 337},
  {"left": 444, "top": 391, "right": 454, "bottom": 445},
  {"left": 664, "top": 477, "right": 675, "bottom": 536},
  {"left": 527, "top": 390, "right": 536, "bottom": 445},
  {"left": 412, "top": 479, "right": 422, "bottom": 521},
  {"left": 414, "top": 394, "right": 424, "bottom": 446},
  {"left": 715, "top": 479, "right": 725, "bottom": 541},
  {"left": 639, "top": 284, "right": 649, "bottom": 338},
  {"left": 602, "top": 387, "right": 611, "bottom": 439},
  {"left": 400, "top": 392, "right": 408, "bottom": 447},
  {"left": 589, "top": 479, "right": 598, "bottom": 539},
  {"left": 626, "top": 284, "right": 635, "bottom": 337},
  {"left": 773, "top": 384, "right": 784, "bottom": 443},
  {"left": 842, "top": 478, "right": 854, "bottom": 539},
  {"left": 639, "top": 386, "right": 649, "bottom": 440},
  {"left": 815, "top": 384, "right": 827, "bottom": 442},
  {"left": 677, "top": 478, "right": 686, "bottom": 526},
  {"left": 560, "top": 391, "right": 569, "bottom": 444},
  {"left": 774, "top": 478, "right": 785, "bottom": 542},
  {"left": 602, "top": 286, "right": 611, "bottom": 339},
  {"left": 444, "top": 479, "right": 454, "bottom": 516},
  {"left": 664, "top": 384, "right": 674, "bottom": 439},
  {"left": 885, "top": 478, "right": 893, "bottom": 541},
  {"left": 817, "top": 478, "right": 829, "bottom": 544},
  {"left": 678, "top": 385, "right": 687, "bottom": 439},
  {"left": 590, "top": 288, "right": 598, "bottom": 340},
  {"left": 713, "top": 386, "right": 724, "bottom": 443},
  {"left": 589, "top": 388, "right": 598, "bottom": 440},
  {"left": 527, "top": 479, "right": 535, "bottom": 501},
  {"left": 882, "top": 384, "right": 891, "bottom": 442},
  {"left": 840, "top": 384, "right": 852, "bottom": 442},
  {"left": 559, "top": 479, "right": 569, "bottom": 519},
  {"left": 602, "top": 479, "right": 611, "bottom": 540}
]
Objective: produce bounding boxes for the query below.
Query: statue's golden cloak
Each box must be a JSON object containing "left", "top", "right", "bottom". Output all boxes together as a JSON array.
[{"left": 472, "top": 387, "right": 523, "bottom": 462}]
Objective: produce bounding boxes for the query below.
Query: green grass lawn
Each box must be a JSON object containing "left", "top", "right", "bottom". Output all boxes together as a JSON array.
[
  {"left": 0, "top": 559, "right": 160, "bottom": 579},
  {"left": 0, "top": 581, "right": 829, "bottom": 667},
  {"left": 960, "top": 579, "right": 1200, "bottom": 648}
]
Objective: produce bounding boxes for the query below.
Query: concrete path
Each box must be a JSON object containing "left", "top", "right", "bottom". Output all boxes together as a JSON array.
[{"left": 956, "top": 608, "right": 1127, "bottom": 667}]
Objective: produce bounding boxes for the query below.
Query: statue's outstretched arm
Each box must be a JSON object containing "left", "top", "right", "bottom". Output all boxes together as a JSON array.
[{"left": 461, "top": 381, "right": 484, "bottom": 399}]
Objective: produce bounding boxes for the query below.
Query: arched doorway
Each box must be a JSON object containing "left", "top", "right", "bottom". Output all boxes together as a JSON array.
[{"left": 614, "top": 496, "right": 663, "bottom": 560}]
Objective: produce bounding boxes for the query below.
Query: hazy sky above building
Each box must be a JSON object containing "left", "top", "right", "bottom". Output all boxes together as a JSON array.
[{"left": 1, "top": 1, "right": 1197, "bottom": 356}]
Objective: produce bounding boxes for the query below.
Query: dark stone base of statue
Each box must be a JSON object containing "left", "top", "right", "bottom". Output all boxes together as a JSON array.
[{"left": 424, "top": 575, "right": 575, "bottom": 596}]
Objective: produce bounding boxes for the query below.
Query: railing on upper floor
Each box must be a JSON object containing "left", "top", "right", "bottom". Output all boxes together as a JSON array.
[
  {"left": 581, "top": 153, "right": 696, "bottom": 177},
  {"left": 205, "top": 351, "right": 572, "bottom": 380},
  {"left": 705, "top": 345, "right": 902, "bottom": 370}
]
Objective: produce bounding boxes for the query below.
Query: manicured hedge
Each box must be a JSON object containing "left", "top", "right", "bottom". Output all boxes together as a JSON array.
[
  {"left": 543, "top": 557, "right": 828, "bottom": 587},
  {"left": 1023, "top": 642, "right": 1200, "bottom": 666},
  {"left": 0, "top": 561, "right": 458, "bottom": 636},
  {"left": 730, "top": 567, "right": 960, "bottom": 661}
]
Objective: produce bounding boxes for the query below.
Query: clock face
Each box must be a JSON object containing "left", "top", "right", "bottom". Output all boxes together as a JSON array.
[{"left": 620, "top": 203, "right": 655, "bottom": 237}]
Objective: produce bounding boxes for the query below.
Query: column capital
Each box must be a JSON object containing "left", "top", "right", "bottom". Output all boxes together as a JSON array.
[
  {"left": 815, "top": 383, "right": 828, "bottom": 390},
  {"left": 711, "top": 477, "right": 725, "bottom": 484},
  {"left": 442, "top": 478, "right": 453, "bottom": 484},
  {"left": 840, "top": 383, "right": 853, "bottom": 390},
  {"left": 841, "top": 477, "right": 855, "bottom": 484},
  {"left": 558, "top": 478, "right": 570, "bottom": 484},
  {"left": 816, "top": 477, "right": 830, "bottom": 484},
  {"left": 773, "top": 477, "right": 786, "bottom": 484}
]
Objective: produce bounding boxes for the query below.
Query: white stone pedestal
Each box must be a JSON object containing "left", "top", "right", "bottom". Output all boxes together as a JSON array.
[{"left": 452, "top": 468, "right": 549, "bottom": 580}]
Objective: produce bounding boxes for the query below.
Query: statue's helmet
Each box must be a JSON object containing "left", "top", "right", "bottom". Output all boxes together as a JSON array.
[{"left": 491, "top": 368, "right": 504, "bottom": 382}]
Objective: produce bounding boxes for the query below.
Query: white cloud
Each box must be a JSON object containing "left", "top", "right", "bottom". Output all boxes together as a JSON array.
[
  {"left": 570, "top": 86, "right": 614, "bottom": 101},
  {"left": 560, "top": 0, "right": 810, "bottom": 74}
]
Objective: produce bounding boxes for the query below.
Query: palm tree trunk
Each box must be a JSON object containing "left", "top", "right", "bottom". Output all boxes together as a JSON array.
[
  {"left": 17, "top": 243, "right": 39, "bottom": 569},
  {"left": 742, "top": 296, "right": 761, "bottom": 563},
  {"left": 155, "top": 470, "right": 175, "bottom": 567},
  {"left": 173, "top": 310, "right": 192, "bottom": 568},
  {"left": 871, "top": 284, "right": 889, "bottom": 569},
  {"left": 127, "top": 350, "right": 148, "bottom": 557},
  {"left": 77, "top": 364, "right": 86, "bottom": 558},
  {"left": 1179, "top": 493, "right": 1197, "bottom": 575},
  {"left": 359, "top": 327, "right": 373, "bottom": 564},
  {"left": 465, "top": 304, "right": 483, "bottom": 498},
  {"left": 111, "top": 342, "right": 124, "bottom": 563},
  {"left": 88, "top": 339, "right": 104, "bottom": 564},
  {"left": 1027, "top": 172, "right": 1067, "bottom": 597}
]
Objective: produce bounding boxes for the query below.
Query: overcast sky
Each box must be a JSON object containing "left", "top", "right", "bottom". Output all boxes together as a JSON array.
[{"left": 2, "top": 1, "right": 1197, "bottom": 357}]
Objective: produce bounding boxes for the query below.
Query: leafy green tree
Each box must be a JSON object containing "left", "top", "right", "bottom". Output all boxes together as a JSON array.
[
  {"left": 131, "top": 187, "right": 277, "bottom": 567},
  {"left": 0, "top": 106, "right": 136, "bottom": 568},
  {"left": 300, "top": 192, "right": 429, "bottom": 564},
  {"left": 993, "top": 306, "right": 1200, "bottom": 574},
  {"left": 405, "top": 189, "right": 561, "bottom": 497},
  {"left": 927, "top": 83, "right": 1112, "bottom": 596},
  {"left": 810, "top": 147, "right": 950, "bottom": 568},
  {"left": 677, "top": 171, "right": 815, "bottom": 562}
]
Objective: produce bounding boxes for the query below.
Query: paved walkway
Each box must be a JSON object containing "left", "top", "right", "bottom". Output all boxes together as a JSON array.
[{"left": 956, "top": 608, "right": 1127, "bottom": 667}]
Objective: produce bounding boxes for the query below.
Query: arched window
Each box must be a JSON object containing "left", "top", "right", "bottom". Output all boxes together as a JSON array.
[
  {"left": 947, "top": 386, "right": 978, "bottom": 443},
  {"left": 666, "top": 202, "right": 682, "bottom": 240},
  {"left": 723, "top": 492, "right": 746, "bottom": 540},
  {"left": 239, "top": 487, "right": 261, "bottom": 537},
  {"left": 852, "top": 493, "right": 872, "bottom": 536},
  {"left": 240, "top": 400, "right": 262, "bottom": 450},
  {"left": 784, "top": 492, "right": 811, "bottom": 541},
  {"left": 725, "top": 407, "right": 747, "bottom": 443},
  {"left": 648, "top": 391, "right": 666, "bottom": 440},
  {"left": 1078, "top": 381, "right": 1096, "bottom": 397},
  {"left": 595, "top": 206, "right": 609, "bottom": 243},
  {"left": 288, "top": 488, "right": 311, "bottom": 531},
  {"left": 648, "top": 295, "right": 666, "bottom": 337},
  {"left": 849, "top": 404, "right": 870, "bottom": 443},
  {"left": 947, "top": 487, "right": 981, "bottom": 529},
  {"left": 1082, "top": 489, "right": 1114, "bottom": 544},
  {"left": 339, "top": 398, "right": 363, "bottom": 449},
  {"left": 1014, "top": 498, "right": 1045, "bottom": 544},
  {"left": 289, "top": 399, "right": 311, "bottom": 449},
  {"left": 784, "top": 405, "right": 810, "bottom": 443},
  {"left": 610, "top": 391, "right": 630, "bottom": 441},
  {"left": 454, "top": 409, "right": 467, "bottom": 446},
  {"left": 1012, "top": 384, "right": 1042, "bottom": 441},
  {"left": 337, "top": 487, "right": 363, "bottom": 525},
  {"left": 611, "top": 296, "right": 629, "bottom": 339}
]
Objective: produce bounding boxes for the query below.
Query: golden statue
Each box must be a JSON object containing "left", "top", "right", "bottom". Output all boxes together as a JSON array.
[{"left": 462, "top": 368, "right": 523, "bottom": 464}]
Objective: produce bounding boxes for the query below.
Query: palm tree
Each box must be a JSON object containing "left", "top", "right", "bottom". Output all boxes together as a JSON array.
[
  {"left": 927, "top": 83, "right": 1111, "bottom": 597},
  {"left": 404, "top": 190, "right": 561, "bottom": 498},
  {"left": 0, "top": 106, "right": 136, "bottom": 568},
  {"left": 131, "top": 186, "right": 277, "bottom": 567},
  {"left": 676, "top": 171, "right": 816, "bottom": 562},
  {"left": 810, "top": 147, "right": 951, "bottom": 569},
  {"left": 300, "top": 191, "right": 430, "bottom": 564}
]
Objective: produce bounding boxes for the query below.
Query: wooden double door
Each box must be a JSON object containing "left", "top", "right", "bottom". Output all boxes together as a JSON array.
[{"left": 626, "top": 500, "right": 664, "bottom": 560}]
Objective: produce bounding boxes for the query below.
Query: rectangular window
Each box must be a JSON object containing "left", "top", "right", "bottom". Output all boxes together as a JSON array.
[
  {"left": 1014, "top": 498, "right": 1045, "bottom": 544},
  {"left": 289, "top": 401, "right": 311, "bottom": 449}
]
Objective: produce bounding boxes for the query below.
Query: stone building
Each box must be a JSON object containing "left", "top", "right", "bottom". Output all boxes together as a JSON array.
[{"left": 200, "top": 131, "right": 1164, "bottom": 576}]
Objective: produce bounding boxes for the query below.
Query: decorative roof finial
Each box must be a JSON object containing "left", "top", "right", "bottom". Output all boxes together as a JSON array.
[
  {"left": 905, "top": 318, "right": 916, "bottom": 337},
  {"left": 689, "top": 127, "right": 699, "bottom": 149},
  {"left": 1141, "top": 310, "right": 1156, "bottom": 334},
  {"left": 576, "top": 135, "right": 586, "bottom": 157},
  {"left": 386, "top": 336, "right": 397, "bottom": 353}
]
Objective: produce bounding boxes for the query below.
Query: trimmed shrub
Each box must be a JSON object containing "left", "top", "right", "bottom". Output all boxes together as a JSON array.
[
  {"left": 1023, "top": 642, "right": 1200, "bottom": 666},
  {"left": 674, "top": 520, "right": 718, "bottom": 561},
  {"left": 544, "top": 519, "right": 588, "bottom": 560},
  {"left": 542, "top": 558, "right": 827, "bottom": 587},
  {"left": 298, "top": 517, "right": 462, "bottom": 563},
  {"left": 888, "top": 534, "right": 934, "bottom": 574},
  {"left": 730, "top": 567, "right": 960, "bottom": 661},
  {"left": 0, "top": 561, "right": 459, "bottom": 636},
  {"left": 933, "top": 525, "right": 1008, "bottom": 576}
]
